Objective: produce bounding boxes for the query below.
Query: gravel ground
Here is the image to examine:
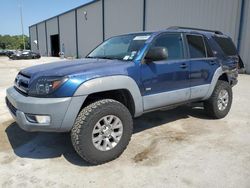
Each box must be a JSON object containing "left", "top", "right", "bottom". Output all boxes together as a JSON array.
[{"left": 0, "top": 56, "right": 250, "bottom": 188}]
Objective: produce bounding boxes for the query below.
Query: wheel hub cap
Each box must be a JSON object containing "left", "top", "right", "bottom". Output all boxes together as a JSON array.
[
  {"left": 92, "top": 115, "right": 123, "bottom": 151},
  {"left": 217, "top": 89, "right": 229, "bottom": 111}
]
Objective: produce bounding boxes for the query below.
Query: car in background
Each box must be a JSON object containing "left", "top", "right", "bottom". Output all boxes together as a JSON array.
[
  {"left": 9, "top": 51, "right": 41, "bottom": 60},
  {"left": 6, "top": 50, "right": 16, "bottom": 57},
  {"left": 0, "top": 50, "right": 7, "bottom": 56},
  {"left": 5, "top": 50, "right": 17, "bottom": 57},
  {"left": 0, "top": 50, "right": 15, "bottom": 57}
]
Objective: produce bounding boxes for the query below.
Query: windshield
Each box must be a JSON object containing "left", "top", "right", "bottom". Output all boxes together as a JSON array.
[{"left": 87, "top": 33, "right": 152, "bottom": 61}]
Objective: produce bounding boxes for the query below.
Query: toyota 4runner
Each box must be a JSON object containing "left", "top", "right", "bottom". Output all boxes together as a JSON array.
[{"left": 6, "top": 27, "right": 243, "bottom": 164}]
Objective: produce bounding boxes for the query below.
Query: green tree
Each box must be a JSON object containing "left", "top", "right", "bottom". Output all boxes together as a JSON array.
[{"left": 0, "top": 35, "right": 30, "bottom": 50}]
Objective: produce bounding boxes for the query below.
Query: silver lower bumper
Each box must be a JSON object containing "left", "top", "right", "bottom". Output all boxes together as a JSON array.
[{"left": 6, "top": 87, "right": 86, "bottom": 132}]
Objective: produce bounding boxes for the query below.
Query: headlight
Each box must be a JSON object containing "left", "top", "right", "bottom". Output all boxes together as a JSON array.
[{"left": 29, "top": 77, "right": 68, "bottom": 96}]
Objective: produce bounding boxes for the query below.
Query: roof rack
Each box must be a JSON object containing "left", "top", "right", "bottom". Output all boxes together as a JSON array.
[{"left": 167, "top": 26, "right": 223, "bottom": 35}]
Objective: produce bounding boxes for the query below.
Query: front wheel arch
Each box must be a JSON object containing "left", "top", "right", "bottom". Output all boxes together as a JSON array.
[
  {"left": 79, "top": 89, "right": 136, "bottom": 117},
  {"left": 73, "top": 76, "right": 144, "bottom": 117}
]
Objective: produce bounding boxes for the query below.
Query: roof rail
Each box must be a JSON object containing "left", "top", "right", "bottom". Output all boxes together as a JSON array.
[{"left": 167, "top": 26, "right": 223, "bottom": 35}]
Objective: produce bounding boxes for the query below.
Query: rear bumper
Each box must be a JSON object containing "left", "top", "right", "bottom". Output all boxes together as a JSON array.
[{"left": 6, "top": 87, "right": 86, "bottom": 132}]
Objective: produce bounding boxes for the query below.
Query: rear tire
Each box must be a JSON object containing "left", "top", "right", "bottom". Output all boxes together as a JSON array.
[
  {"left": 204, "top": 80, "right": 232, "bottom": 119},
  {"left": 71, "top": 99, "right": 133, "bottom": 165}
]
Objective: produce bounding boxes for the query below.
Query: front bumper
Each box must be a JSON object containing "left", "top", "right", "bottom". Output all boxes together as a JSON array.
[{"left": 6, "top": 87, "right": 86, "bottom": 132}]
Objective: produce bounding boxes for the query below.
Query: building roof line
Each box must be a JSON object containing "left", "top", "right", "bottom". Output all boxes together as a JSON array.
[{"left": 29, "top": 0, "right": 100, "bottom": 28}]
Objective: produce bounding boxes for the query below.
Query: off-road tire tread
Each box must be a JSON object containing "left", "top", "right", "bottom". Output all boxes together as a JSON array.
[
  {"left": 71, "top": 99, "right": 133, "bottom": 165},
  {"left": 204, "top": 80, "right": 232, "bottom": 119}
]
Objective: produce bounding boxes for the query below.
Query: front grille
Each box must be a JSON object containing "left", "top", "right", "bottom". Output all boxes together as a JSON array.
[
  {"left": 14, "top": 86, "right": 28, "bottom": 96},
  {"left": 6, "top": 97, "right": 17, "bottom": 116},
  {"left": 14, "top": 73, "right": 30, "bottom": 94}
]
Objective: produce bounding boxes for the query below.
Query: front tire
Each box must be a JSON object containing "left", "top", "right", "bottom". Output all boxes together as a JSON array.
[
  {"left": 204, "top": 80, "right": 232, "bottom": 119},
  {"left": 71, "top": 99, "right": 133, "bottom": 165}
]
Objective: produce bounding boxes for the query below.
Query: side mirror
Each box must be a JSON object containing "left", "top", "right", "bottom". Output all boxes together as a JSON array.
[{"left": 145, "top": 47, "right": 168, "bottom": 62}]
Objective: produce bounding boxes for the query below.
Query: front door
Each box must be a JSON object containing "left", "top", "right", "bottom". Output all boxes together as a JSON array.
[{"left": 140, "top": 33, "right": 190, "bottom": 111}]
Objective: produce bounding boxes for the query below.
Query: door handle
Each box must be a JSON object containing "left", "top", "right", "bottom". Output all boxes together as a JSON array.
[{"left": 180, "top": 63, "right": 188, "bottom": 69}]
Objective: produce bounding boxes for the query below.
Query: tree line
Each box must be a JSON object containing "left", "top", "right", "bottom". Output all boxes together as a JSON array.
[{"left": 0, "top": 35, "right": 30, "bottom": 50}]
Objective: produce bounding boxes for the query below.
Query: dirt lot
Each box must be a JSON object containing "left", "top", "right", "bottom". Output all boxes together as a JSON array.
[{"left": 0, "top": 56, "right": 250, "bottom": 187}]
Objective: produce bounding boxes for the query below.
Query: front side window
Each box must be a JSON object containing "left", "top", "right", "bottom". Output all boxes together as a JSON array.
[
  {"left": 87, "top": 33, "right": 152, "bottom": 61},
  {"left": 187, "top": 35, "right": 206, "bottom": 58},
  {"left": 151, "top": 33, "right": 184, "bottom": 60}
]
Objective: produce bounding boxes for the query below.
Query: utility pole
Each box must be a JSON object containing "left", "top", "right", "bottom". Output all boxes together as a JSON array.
[{"left": 19, "top": 0, "right": 25, "bottom": 50}]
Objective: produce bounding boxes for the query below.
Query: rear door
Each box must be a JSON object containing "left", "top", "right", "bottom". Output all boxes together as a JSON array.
[{"left": 186, "top": 34, "right": 220, "bottom": 99}]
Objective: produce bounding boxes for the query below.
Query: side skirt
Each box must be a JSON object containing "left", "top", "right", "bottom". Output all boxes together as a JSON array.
[
  {"left": 143, "top": 99, "right": 202, "bottom": 114},
  {"left": 143, "top": 84, "right": 210, "bottom": 111}
]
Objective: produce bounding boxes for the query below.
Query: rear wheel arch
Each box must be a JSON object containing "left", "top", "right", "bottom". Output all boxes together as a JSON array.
[
  {"left": 203, "top": 67, "right": 227, "bottom": 100},
  {"left": 218, "top": 73, "right": 229, "bottom": 83}
]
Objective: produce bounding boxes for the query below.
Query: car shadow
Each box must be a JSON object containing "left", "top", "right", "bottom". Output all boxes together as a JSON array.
[
  {"left": 4, "top": 104, "right": 211, "bottom": 166},
  {"left": 5, "top": 122, "right": 90, "bottom": 166}
]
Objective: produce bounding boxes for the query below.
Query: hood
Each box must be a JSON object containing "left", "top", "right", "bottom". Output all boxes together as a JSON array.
[{"left": 20, "top": 58, "right": 135, "bottom": 80}]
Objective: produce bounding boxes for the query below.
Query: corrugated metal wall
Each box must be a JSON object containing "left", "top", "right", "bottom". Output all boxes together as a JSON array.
[
  {"left": 239, "top": 0, "right": 250, "bottom": 73},
  {"left": 30, "top": 0, "right": 250, "bottom": 73},
  {"left": 59, "top": 11, "right": 77, "bottom": 57},
  {"left": 37, "top": 22, "right": 47, "bottom": 56},
  {"left": 77, "top": 1, "right": 103, "bottom": 58},
  {"left": 29, "top": 26, "right": 38, "bottom": 53},
  {"left": 145, "top": 0, "right": 241, "bottom": 43},
  {"left": 104, "top": 0, "right": 144, "bottom": 39},
  {"left": 46, "top": 18, "right": 58, "bottom": 56}
]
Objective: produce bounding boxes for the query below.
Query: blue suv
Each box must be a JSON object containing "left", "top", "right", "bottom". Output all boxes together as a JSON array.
[{"left": 6, "top": 27, "right": 242, "bottom": 164}]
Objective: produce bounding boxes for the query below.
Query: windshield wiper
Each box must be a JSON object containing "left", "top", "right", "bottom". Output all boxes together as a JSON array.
[
  {"left": 85, "top": 56, "right": 95, "bottom": 59},
  {"left": 96, "top": 56, "right": 114, "bottom": 60},
  {"left": 86, "top": 56, "right": 124, "bottom": 61}
]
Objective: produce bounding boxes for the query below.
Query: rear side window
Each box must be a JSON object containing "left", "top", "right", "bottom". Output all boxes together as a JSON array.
[
  {"left": 152, "top": 33, "right": 184, "bottom": 60},
  {"left": 213, "top": 36, "right": 237, "bottom": 56},
  {"left": 187, "top": 35, "right": 206, "bottom": 58}
]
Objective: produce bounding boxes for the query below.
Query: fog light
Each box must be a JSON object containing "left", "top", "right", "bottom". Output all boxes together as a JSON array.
[
  {"left": 26, "top": 114, "right": 51, "bottom": 124},
  {"left": 35, "top": 115, "right": 51, "bottom": 124}
]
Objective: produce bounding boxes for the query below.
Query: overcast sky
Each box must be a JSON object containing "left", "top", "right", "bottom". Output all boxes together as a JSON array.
[{"left": 0, "top": 0, "right": 92, "bottom": 36}]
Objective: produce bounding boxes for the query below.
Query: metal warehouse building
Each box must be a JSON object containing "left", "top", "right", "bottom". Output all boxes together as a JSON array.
[{"left": 29, "top": 0, "right": 250, "bottom": 73}]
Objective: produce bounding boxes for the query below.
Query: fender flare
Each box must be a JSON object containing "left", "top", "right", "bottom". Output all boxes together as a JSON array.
[
  {"left": 203, "top": 67, "right": 225, "bottom": 100},
  {"left": 73, "top": 75, "right": 143, "bottom": 117}
]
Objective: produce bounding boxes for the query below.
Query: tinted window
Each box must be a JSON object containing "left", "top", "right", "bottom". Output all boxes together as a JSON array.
[
  {"left": 152, "top": 33, "right": 184, "bottom": 60},
  {"left": 187, "top": 35, "right": 206, "bottom": 58},
  {"left": 213, "top": 36, "right": 237, "bottom": 56},
  {"left": 204, "top": 38, "right": 214, "bottom": 57}
]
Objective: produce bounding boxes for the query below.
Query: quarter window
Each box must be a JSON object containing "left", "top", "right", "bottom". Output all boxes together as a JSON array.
[
  {"left": 187, "top": 35, "right": 206, "bottom": 58},
  {"left": 213, "top": 36, "right": 237, "bottom": 56},
  {"left": 151, "top": 33, "right": 184, "bottom": 60}
]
